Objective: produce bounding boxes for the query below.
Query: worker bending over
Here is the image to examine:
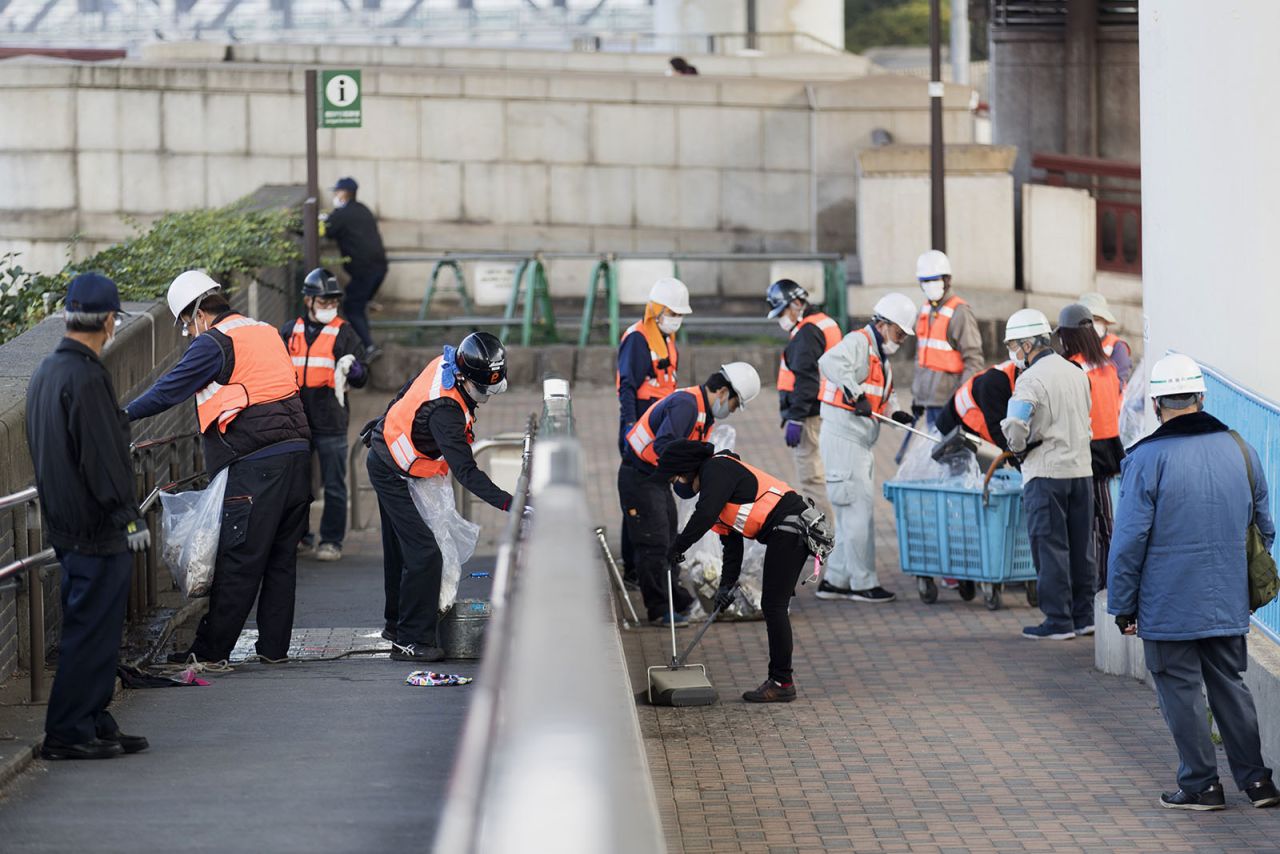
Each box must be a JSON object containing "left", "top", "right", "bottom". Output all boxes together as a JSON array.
[
  {"left": 619, "top": 364, "right": 761, "bottom": 626},
  {"left": 935, "top": 360, "right": 1020, "bottom": 450},
  {"left": 815, "top": 293, "right": 918, "bottom": 604},
  {"left": 659, "top": 440, "right": 831, "bottom": 704}
]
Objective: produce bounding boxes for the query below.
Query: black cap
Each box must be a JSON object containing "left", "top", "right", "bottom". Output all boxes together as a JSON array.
[
  {"left": 303, "top": 268, "right": 343, "bottom": 298},
  {"left": 65, "top": 272, "right": 126, "bottom": 315},
  {"left": 765, "top": 278, "right": 808, "bottom": 318},
  {"left": 455, "top": 332, "right": 507, "bottom": 388}
]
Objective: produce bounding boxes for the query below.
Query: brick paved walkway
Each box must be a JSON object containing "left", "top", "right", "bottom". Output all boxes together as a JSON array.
[{"left": 550, "top": 386, "right": 1280, "bottom": 854}]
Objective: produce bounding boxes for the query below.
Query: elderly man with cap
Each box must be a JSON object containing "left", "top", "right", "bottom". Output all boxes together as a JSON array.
[
  {"left": 27, "top": 273, "right": 150, "bottom": 759},
  {"left": 1078, "top": 292, "right": 1133, "bottom": 386},
  {"left": 1000, "top": 308, "right": 1095, "bottom": 640},
  {"left": 127, "top": 271, "right": 312, "bottom": 664},
  {"left": 616, "top": 277, "right": 692, "bottom": 588},
  {"left": 322, "top": 176, "right": 387, "bottom": 359},
  {"left": 814, "top": 293, "right": 918, "bottom": 604},
  {"left": 1108, "top": 354, "right": 1279, "bottom": 811}
]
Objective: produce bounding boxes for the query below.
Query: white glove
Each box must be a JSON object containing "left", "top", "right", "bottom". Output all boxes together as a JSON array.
[{"left": 334, "top": 354, "right": 356, "bottom": 407}]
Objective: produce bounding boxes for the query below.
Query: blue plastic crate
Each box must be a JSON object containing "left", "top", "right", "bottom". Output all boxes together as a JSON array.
[{"left": 882, "top": 470, "right": 1035, "bottom": 583}]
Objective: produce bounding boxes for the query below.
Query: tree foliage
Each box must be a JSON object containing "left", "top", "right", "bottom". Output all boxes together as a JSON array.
[{"left": 845, "top": 0, "right": 949, "bottom": 54}]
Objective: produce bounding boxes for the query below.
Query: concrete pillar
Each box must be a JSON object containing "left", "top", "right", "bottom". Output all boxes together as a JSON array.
[
  {"left": 950, "top": 0, "right": 970, "bottom": 85},
  {"left": 1063, "top": 0, "right": 1097, "bottom": 156}
]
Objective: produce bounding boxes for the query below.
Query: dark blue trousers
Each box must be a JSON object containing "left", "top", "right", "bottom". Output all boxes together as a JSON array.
[
  {"left": 1024, "top": 475, "right": 1096, "bottom": 632},
  {"left": 45, "top": 549, "right": 132, "bottom": 744},
  {"left": 311, "top": 433, "right": 349, "bottom": 547},
  {"left": 342, "top": 266, "right": 387, "bottom": 349}
]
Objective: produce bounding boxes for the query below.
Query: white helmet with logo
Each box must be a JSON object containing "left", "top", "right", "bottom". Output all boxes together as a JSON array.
[
  {"left": 1149, "top": 353, "right": 1207, "bottom": 399},
  {"left": 719, "top": 362, "right": 761, "bottom": 408},
  {"left": 1003, "top": 308, "right": 1052, "bottom": 342}
]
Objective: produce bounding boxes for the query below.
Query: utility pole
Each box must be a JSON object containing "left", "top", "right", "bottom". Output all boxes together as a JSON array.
[
  {"left": 950, "top": 0, "right": 970, "bottom": 85},
  {"left": 303, "top": 69, "right": 319, "bottom": 271},
  {"left": 929, "top": 0, "right": 946, "bottom": 251}
]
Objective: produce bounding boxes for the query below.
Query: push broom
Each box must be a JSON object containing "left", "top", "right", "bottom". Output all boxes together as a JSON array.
[{"left": 646, "top": 569, "right": 734, "bottom": 707}]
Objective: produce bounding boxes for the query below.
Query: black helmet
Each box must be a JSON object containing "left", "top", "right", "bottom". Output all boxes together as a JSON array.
[
  {"left": 765, "top": 278, "right": 809, "bottom": 318},
  {"left": 303, "top": 268, "right": 343, "bottom": 298},
  {"left": 455, "top": 332, "right": 507, "bottom": 389}
]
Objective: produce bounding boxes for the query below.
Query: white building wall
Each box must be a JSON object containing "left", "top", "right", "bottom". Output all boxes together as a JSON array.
[{"left": 1141, "top": 0, "right": 1279, "bottom": 399}]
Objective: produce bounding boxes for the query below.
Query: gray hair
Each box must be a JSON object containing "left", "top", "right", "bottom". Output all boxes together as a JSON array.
[
  {"left": 65, "top": 310, "right": 111, "bottom": 332},
  {"left": 1156, "top": 392, "right": 1204, "bottom": 411}
]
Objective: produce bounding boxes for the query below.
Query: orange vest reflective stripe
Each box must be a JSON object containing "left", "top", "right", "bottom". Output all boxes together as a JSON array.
[
  {"left": 383, "top": 356, "right": 474, "bottom": 477},
  {"left": 625, "top": 387, "right": 709, "bottom": 466},
  {"left": 817, "top": 328, "right": 891, "bottom": 414},
  {"left": 710, "top": 458, "right": 795, "bottom": 541},
  {"left": 287, "top": 317, "right": 345, "bottom": 389},
  {"left": 915, "top": 295, "right": 967, "bottom": 374},
  {"left": 616, "top": 320, "right": 678, "bottom": 402},
  {"left": 1070, "top": 355, "right": 1121, "bottom": 441},
  {"left": 954, "top": 361, "right": 1018, "bottom": 445},
  {"left": 776, "top": 312, "right": 842, "bottom": 392},
  {"left": 195, "top": 316, "right": 300, "bottom": 434}
]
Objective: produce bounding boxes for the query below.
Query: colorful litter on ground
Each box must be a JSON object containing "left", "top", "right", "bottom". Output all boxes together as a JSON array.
[{"left": 405, "top": 671, "right": 473, "bottom": 687}]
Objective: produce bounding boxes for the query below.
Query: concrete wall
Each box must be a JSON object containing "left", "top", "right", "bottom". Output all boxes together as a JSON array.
[
  {"left": 0, "top": 52, "right": 974, "bottom": 308},
  {"left": 856, "top": 144, "right": 1017, "bottom": 291}
]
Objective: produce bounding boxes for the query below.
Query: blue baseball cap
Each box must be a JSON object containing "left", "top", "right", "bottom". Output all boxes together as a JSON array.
[
  {"left": 65, "top": 272, "right": 127, "bottom": 315},
  {"left": 332, "top": 177, "right": 358, "bottom": 193}
]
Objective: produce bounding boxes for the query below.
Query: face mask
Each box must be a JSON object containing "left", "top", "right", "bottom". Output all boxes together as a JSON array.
[
  {"left": 1008, "top": 347, "right": 1026, "bottom": 370},
  {"left": 778, "top": 314, "right": 797, "bottom": 333},
  {"left": 470, "top": 378, "right": 508, "bottom": 403},
  {"left": 672, "top": 479, "right": 697, "bottom": 500},
  {"left": 104, "top": 316, "right": 119, "bottom": 346},
  {"left": 881, "top": 337, "right": 901, "bottom": 356},
  {"left": 332, "top": 195, "right": 346, "bottom": 209},
  {"left": 314, "top": 307, "right": 338, "bottom": 324},
  {"left": 710, "top": 394, "right": 733, "bottom": 420},
  {"left": 657, "top": 315, "right": 682, "bottom": 335},
  {"left": 921, "top": 280, "right": 946, "bottom": 303},
  {"left": 1093, "top": 321, "right": 1107, "bottom": 339}
]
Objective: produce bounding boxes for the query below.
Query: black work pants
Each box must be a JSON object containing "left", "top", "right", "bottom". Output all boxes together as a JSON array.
[
  {"left": 45, "top": 549, "right": 132, "bottom": 744},
  {"left": 760, "top": 530, "right": 810, "bottom": 685},
  {"left": 366, "top": 450, "right": 444, "bottom": 646},
  {"left": 617, "top": 464, "right": 692, "bottom": 621},
  {"left": 191, "top": 452, "right": 311, "bottom": 661},
  {"left": 343, "top": 265, "right": 387, "bottom": 349}
]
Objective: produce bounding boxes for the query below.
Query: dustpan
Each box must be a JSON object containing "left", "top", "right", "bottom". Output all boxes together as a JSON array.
[{"left": 646, "top": 571, "right": 731, "bottom": 706}]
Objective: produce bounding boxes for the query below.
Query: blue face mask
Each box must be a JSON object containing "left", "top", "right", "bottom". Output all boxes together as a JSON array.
[{"left": 672, "top": 479, "right": 697, "bottom": 500}]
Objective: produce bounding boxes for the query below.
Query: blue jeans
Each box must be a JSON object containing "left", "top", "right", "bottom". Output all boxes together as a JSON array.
[{"left": 311, "top": 434, "right": 349, "bottom": 547}]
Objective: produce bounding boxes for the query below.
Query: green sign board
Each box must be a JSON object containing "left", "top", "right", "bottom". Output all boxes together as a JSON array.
[{"left": 320, "top": 69, "right": 362, "bottom": 129}]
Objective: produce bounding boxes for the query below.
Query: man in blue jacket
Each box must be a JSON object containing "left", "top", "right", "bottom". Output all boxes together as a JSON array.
[{"left": 1108, "top": 354, "right": 1280, "bottom": 811}]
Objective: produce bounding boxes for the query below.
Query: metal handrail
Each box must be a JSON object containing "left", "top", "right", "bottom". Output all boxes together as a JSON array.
[{"left": 0, "top": 486, "right": 39, "bottom": 515}]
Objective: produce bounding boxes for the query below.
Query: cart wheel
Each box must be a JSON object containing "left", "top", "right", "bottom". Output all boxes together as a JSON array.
[
  {"left": 917, "top": 576, "right": 938, "bottom": 604},
  {"left": 984, "top": 583, "right": 1003, "bottom": 611},
  {"left": 1025, "top": 580, "right": 1039, "bottom": 608},
  {"left": 957, "top": 580, "right": 976, "bottom": 601}
]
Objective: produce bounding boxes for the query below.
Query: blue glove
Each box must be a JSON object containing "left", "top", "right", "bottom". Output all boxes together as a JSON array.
[{"left": 783, "top": 420, "right": 804, "bottom": 448}]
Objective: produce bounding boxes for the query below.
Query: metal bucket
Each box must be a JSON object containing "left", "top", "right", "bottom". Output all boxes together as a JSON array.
[{"left": 439, "top": 598, "right": 492, "bottom": 659}]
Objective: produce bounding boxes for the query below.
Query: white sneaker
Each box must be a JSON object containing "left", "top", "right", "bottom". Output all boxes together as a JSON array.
[{"left": 315, "top": 543, "right": 342, "bottom": 562}]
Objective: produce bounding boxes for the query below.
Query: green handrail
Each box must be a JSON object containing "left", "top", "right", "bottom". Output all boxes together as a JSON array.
[
  {"left": 415, "top": 259, "right": 478, "bottom": 344},
  {"left": 578, "top": 258, "right": 620, "bottom": 347},
  {"left": 500, "top": 256, "right": 558, "bottom": 346}
]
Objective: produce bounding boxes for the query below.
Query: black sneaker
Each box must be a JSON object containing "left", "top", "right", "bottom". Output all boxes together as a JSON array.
[
  {"left": 814, "top": 579, "right": 856, "bottom": 600},
  {"left": 98, "top": 730, "right": 149, "bottom": 754},
  {"left": 41, "top": 736, "right": 123, "bottom": 761},
  {"left": 850, "top": 586, "right": 896, "bottom": 603},
  {"left": 390, "top": 642, "right": 444, "bottom": 662},
  {"left": 1247, "top": 780, "right": 1280, "bottom": 808},
  {"left": 380, "top": 628, "right": 396, "bottom": 642},
  {"left": 1161, "top": 783, "right": 1226, "bottom": 810},
  {"left": 742, "top": 679, "right": 797, "bottom": 703}
]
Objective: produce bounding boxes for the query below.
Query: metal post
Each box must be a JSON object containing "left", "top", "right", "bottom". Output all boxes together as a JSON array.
[
  {"left": 929, "top": 0, "right": 946, "bottom": 252},
  {"left": 304, "top": 69, "right": 320, "bottom": 271},
  {"left": 745, "top": 0, "right": 757, "bottom": 51},
  {"left": 950, "top": 0, "right": 970, "bottom": 85},
  {"left": 143, "top": 467, "right": 158, "bottom": 609},
  {"left": 26, "top": 505, "right": 45, "bottom": 703}
]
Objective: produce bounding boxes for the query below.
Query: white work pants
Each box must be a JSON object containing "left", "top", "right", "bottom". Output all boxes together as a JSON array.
[{"left": 819, "top": 414, "right": 879, "bottom": 591}]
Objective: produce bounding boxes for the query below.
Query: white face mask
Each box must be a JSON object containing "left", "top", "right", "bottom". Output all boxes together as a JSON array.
[
  {"left": 1093, "top": 321, "right": 1107, "bottom": 339},
  {"left": 1008, "top": 347, "right": 1026, "bottom": 369},
  {"left": 881, "top": 338, "right": 901, "bottom": 356},
  {"left": 314, "top": 307, "right": 338, "bottom": 324},
  {"left": 921, "top": 280, "right": 946, "bottom": 303},
  {"left": 332, "top": 195, "right": 346, "bottom": 209},
  {"left": 710, "top": 393, "right": 734, "bottom": 420},
  {"left": 657, "top": 314, "right": 682, "bottom": 335},
  {"left": 778, "top": 314, "right": 797, "bottom": 333}
]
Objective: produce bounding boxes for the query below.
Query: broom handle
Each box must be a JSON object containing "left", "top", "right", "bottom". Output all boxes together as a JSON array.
[
  {"left": 677, "top": 588, "right": 733, "bottom": 666},
  {"left": 667, "top": 566, "right": 678, "bottom": 666}
]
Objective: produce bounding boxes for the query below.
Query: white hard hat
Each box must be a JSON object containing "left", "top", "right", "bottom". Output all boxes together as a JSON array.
[
  {"left": 167, "top": 270, "right": 222, "bottom": 325},
  {"left": 1004, "top": 308, "right": 1052, "bottom": 342},
  {"left": 648, "top": 277, "right": 692, "bottom": 315},
  {"left": 1078, "top": 292, "right": 1117, "bottom": 324},
  {"left": 872, "top": 293, "right": 918, "bottom": 337},
  {"left": 1149, "top": 353, "right": 1207, "bottom": 399},
  {"left": 916, "top": 249, "right": 952, "bottom": 280},
  {"left": 719, "top": 362, "right": 761, "bottom": 408}
]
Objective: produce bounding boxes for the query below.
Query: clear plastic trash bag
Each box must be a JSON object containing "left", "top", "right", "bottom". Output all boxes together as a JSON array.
[
  {"left": 895, "top": 425, "right": 983, "bottom": 489},
  {"left": 1119, "top": 358, "right": 1150, "bottom": 449},
  {"left": 160, "top": 468, "right": 228, "bottom": 599},
  {"left": 408, "top": 475, "right": 481, "bottom": 613}
]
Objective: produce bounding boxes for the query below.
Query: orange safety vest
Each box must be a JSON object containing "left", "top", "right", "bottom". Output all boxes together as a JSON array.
[
  {"left": 710, "top": 458, "right": 795, "bottom": 541},
  {"left": 625, "top": 387, "right": 709, "bottom": 466},
  {"left": 616, "top": 320, "right": 678, "bottom": 402},
  {"left": 953, "top": 361, "right": 1018, "bottom": 445},
  {"left": 195, "top": 316, "right": 301, "bottom": 434},
  {"left": 915, "top": 295, "right": 967, "bottom": 374},
  {"left": 1070, "top": 354, "right": 1121, "bottom": 441},
  {"left": 1100, "top": 333, "right": 1123, "bottom": 358},
  {"left": 776, "top": 312, "right": 842, "bottom": 392},
  {"left": 287, "top": 317, "right": 345, "bottom": 389},
  {"left": 383, "top": 356, "right": 474, "bottom": 478},
  {"left": 817, "top": 328, "right": 891, "bottom": 415}
]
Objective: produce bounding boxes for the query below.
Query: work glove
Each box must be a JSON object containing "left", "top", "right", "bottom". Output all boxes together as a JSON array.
[
  {"left": 890, "top": 410, "right": 913, "bottom": 425},
  {"left": 1114, "top": 614, "right": 1137, "bottom": 635},
  {"left": 334, "top": 354, "right": 357, "bottom": 407},
  {"left": 712, "top": 585, "right": 736, "bottom": 613},
  {"left": 125, "top": 519, "right": 151, "bottom": 553},
  {"left": 783, "top": 420, "right": 804, "bottom": 448},
  {"left": 911, "top": 402, "right": 926, "bottom": 419},
  {"left": 852, "top": 395, "right": 873, "bottom": 418},
  {"left": 666, "top": 544, "right": 686, "bottom": 566}
]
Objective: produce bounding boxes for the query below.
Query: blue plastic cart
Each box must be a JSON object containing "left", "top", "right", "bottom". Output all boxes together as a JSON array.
[{"left": 882, "top": 470, "right": 1037, "bottom": 610}]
